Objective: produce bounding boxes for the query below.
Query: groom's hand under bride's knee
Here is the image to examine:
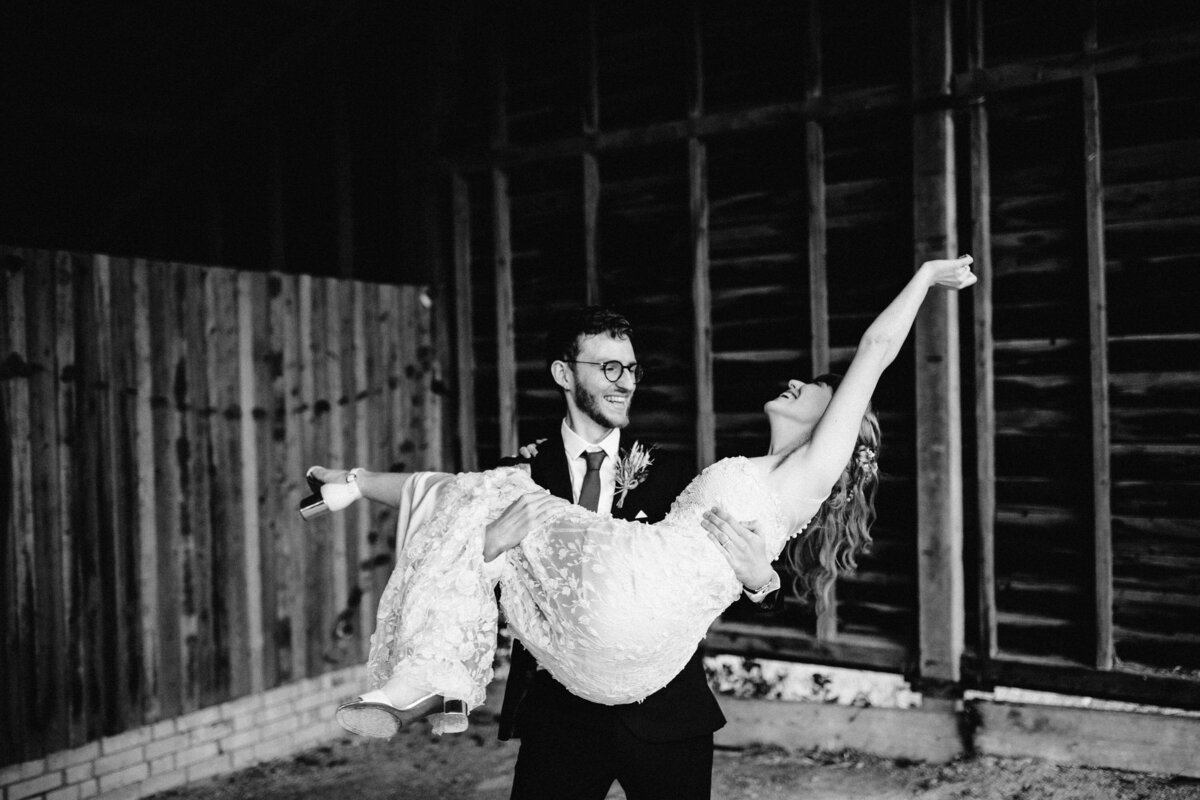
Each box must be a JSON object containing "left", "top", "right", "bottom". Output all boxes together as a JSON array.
[{"left": 483, "top": 490, "right": 570, "bottom": 561}]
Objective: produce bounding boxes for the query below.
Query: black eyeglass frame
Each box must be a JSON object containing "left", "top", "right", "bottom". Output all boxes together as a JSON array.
[{"left": 564, "top": 360, "right": 644, "bottom": 384}]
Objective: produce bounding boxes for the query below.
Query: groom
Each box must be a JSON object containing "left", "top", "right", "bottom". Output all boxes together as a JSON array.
[{"left": 488, "top": 306, "right": 780, "bottom": 800}]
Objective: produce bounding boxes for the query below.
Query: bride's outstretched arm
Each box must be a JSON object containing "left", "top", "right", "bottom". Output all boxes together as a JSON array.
[
  {"left": 785, "top": 256, "right": 976, "bottom": 495},
  {"left": 307, "top": 466, "right": 414, "bottom": 509}
]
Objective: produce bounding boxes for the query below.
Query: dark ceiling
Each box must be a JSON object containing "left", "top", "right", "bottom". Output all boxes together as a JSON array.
[{"left": 1, "top": 2, "right": 459, "bottom": 283}]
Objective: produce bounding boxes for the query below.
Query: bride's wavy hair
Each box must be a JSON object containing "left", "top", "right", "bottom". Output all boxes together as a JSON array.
[{"left": 783, "top": 373, "right": 881, "bottom": 614}]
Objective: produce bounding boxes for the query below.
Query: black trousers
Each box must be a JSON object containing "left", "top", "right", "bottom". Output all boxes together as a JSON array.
[{"left": 509, "top": 702, "right": 713, "bottom": 800}]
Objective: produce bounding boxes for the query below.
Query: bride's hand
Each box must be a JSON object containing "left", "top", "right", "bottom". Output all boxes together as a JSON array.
[
  {"left": 483, "top": 491, "right": 570, "bottom": 562},
  {"left": 307, "top": 465, "right": 350, "bottom": 485},
  {"left": 921, "top": 255, "right": 976, "bottom": 290}
]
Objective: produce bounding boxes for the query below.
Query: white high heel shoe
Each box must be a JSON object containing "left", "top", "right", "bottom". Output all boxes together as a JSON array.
[{"left": 335, "top": 690, "right": 469, "bottom": 738}]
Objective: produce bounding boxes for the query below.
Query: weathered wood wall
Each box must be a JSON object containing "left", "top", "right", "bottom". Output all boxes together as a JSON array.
[
  {"left": 0, "top": 247, "right": 439, "bottom": 766},
  {"left": 445, "top": 0, "right": 1200, "bottom": 708}
]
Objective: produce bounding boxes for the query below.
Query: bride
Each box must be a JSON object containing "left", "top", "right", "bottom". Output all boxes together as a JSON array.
[{"left": 307, "top": 255, "right": 976, "bottom": 738}]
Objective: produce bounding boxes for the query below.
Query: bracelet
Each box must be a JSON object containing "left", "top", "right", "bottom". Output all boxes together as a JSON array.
[{"left": 744, "top": 572, "right": 780, "bottom": 596}]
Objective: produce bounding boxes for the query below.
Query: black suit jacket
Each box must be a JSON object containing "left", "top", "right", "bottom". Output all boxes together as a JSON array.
[{"left": 496, "top": 431, "right": 727, "bottom": 742}]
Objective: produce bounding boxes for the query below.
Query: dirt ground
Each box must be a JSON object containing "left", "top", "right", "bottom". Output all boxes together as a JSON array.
[{"left": 151, "top": 702, "right": 1200, "bottom": 800}]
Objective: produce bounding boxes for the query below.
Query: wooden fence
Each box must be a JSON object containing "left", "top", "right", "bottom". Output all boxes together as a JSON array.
[
  {"left": 444, "top": 0, "right": 1200, "bottom": 709},
  {"left": 0, "top": 247, "right": 440, "bottom": 766}
]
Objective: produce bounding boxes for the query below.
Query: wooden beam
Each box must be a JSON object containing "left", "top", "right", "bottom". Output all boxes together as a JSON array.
[
  {"left": 236, "top": 271, "right": 265, "bottom": 693},
  {"left": 581, "top": 3, "right": 601, "bottom": 305},
  {"left": 1, "top": 250, "right": 35, "bottom": 759},
  {"left": 954, "top": 28, "right": 1200, "bottom": 98},
  {"left": 446, "top": 85, "right": 912, "bottom": 172},
  {"left": 707, "top": 622, "right": 911, "bottom": 674},
  {"left": 806, "top": 0, "right": 836, "bottom": 644},
  {"left": 971, "top": 700, "right": 1200, "bottom": 778},
  {"left": 689, "top": 6, "right": 715, "bottom": 470},
  {"left": 492, "top": 18, "right": 518, "bottom": 458},
  {"left": 451, "top": 174, "right": 478, "bottom": 471},
  {"left": 961, "top": 654, "right": 1200, "bottom": 710},
  {"left": 582, "top": 154, "right": 602, "bottom": 306},
  {"left": 967, "top": 0, "right": 997, "bottom": 663},
  {"left": 911, "top": 0, "right": 963, "bottom": 685},
  {"left": 1083, "top": 0, "right": 1114, "bottom": 672},
  {"left": 445, "top": 28, "right": 1200, "bottom": 176},
  {"left": 717, "top": 696, "right": 964, "bottom": 764}
]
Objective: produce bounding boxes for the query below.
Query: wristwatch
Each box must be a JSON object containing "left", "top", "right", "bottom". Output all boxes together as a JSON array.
[{"left": 743, "top": 571, "right": 781, "bottom": 603}]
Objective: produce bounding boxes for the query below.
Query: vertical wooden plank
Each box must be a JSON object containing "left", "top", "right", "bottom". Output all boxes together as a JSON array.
[
  {"left": 351, "top": 281, "right": 376, "bottom": 653},
  {"left": 274, "top": 273, "right": 306, "bottom": 682},
  {"left": 285, "top": 272, "right": 307, "bottom": 681},
  {"left": 806, "top": 0, "right": 836, "bottom": 643},
  {"left": 52, "top": 252, "right": 83, "bottom": 745},
  {"left": 493, "top": 169, "right": 518, "bottom": 458},
  {"left": 132, "top": 259, "right": 163, "bottom": 714},
  {"left": 418, "top": 286, "right": 444, "bottom": 471},
  {"left": 334, "top": 279, "right": 362, "bottom": 660},
  {"left": 244, "top": 270, "right": 272, "bottom": 691},
  {"left": 238, "top": 268, "right": 267, "bottom": 695},
  {"left": 360, "top": 284, "right": 391, "bottom": 621},
  {"left": 1082, "top": 0, "right": 1114, "bottom": 672},
  {"left": 391, "top": 285, "right": 414, "bottom": 469},
  {"left": 185, "top": 266, "right": 217, "bottom": 707},
  {"left": 397, "top": 286, "right": 419, "bottom": 468},
  {"left": 581, "top": 0, "right": 601, "bottom": 305},
  {"left": 324, "top": 278, "right": 351, "bottom": 664},
  {"left": 207, "top": 267, "right": 249, "bottom": 698},
  {"left": 68, "top": 253, "right": 107, "bottom": 739},
  {"left": 301, "top": 274, "right": 331, "bottom": 675},
  {"left": 911, "top": 0, "right": 964, "bottom": 685},
  {"left": 148, "top": 262, "right": 184, "bottom": 716},
  {"left": 967, "top": 0, "right": 998, "bottom": 662},
  {"left": 689, "top": 5, "right": 715, "bottom": 471},
  {"left": 492, "top": 13, "right": 518, "bottom": 458},
  {"left": 104, "top": 256, "right": 143, "bottom": 729},
  {"left": 452, "top": 173, "right": 478, "bottom": 472},
  {"left": 261, "top": 272, "right": 288, "bottom": 685},
  {"left": 1, "top": 249, "right": 37, "bottom": 760},
  {"left": 582, "top": 155, "right": 602, "bottom": 306}
]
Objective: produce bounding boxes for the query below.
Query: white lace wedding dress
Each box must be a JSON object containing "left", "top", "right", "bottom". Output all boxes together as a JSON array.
[{"left": 364, "top": 456, "right": 824, "bottom": 711}]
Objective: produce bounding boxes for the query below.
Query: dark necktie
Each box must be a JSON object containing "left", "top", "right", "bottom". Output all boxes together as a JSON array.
[{"left": 578, "top": 450, "right": 607, "bottom": 512}]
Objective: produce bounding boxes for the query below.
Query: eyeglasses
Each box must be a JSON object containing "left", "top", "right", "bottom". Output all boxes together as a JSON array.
[{"left": 566, "top": 360, "right": 644, "bottom": 384}]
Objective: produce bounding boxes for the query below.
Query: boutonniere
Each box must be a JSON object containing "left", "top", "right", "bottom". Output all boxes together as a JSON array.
[{"left": 614, "top": 441, "right": 657, "bottom": 509}]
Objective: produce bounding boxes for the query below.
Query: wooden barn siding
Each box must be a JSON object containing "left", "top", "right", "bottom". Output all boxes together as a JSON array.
[
  {"left": 0, "top": 248, "right": 439, "bottom": 766},
  {"left": 448, "top": 1, "right": 1200, "bottom": 705}
]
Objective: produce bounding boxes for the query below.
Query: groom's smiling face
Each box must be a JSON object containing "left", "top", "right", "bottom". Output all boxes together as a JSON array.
[{"left": 561, "top": 333, "right": 637, "bottom": 433}]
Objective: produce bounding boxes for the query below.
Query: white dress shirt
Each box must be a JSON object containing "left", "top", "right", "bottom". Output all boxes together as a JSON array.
[{"left": 560, "top": 420, "right": 620, "bottom": 516}]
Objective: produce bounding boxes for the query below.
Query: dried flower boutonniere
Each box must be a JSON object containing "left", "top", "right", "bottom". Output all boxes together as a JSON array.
[{"left": 614, "top": 441, "right": 656, "bottom": 509}]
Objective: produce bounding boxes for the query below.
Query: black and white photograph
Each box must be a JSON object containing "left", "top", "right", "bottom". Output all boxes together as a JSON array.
[{"left": 2, "top": 2, "right": 1199, "bottom": 798}]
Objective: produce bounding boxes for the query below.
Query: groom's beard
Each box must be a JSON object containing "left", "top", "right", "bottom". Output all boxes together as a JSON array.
[{"left": 573, "top": 381, "right": 632, "bottom": 430}]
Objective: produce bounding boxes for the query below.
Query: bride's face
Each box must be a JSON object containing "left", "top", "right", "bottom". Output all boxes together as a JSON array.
[{"left": 764, "top": 379, "right": 833, "bottom": 426}]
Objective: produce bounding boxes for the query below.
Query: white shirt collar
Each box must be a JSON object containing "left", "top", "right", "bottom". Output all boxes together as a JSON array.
[{"left": 560, "top": 419, "right": 621, "bottom": 461}]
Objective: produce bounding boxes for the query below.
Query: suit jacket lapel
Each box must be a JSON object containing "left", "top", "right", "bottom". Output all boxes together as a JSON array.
[{"left": 531, "top": 434, "right": 574, "bottom": 502}]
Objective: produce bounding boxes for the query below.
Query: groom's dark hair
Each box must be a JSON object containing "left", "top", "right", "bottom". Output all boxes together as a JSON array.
[{"left": 544, "top": 305, "right": 634, "bottom": 373}]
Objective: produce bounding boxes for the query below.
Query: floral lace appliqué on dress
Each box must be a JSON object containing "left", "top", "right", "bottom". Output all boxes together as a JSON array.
[{"left": 365, "top": 457, "right": 822, "bottom": 716}]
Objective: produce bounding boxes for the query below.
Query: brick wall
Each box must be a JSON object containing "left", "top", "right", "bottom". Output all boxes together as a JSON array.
[{"left": 0, "top": 666, "right": 366, "bottom": 800}]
